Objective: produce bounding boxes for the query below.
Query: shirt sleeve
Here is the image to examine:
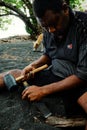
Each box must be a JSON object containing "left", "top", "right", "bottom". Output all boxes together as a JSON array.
[
  {"left": 42, "top": 31, "right": 50, "bottom": 56},
  {"left": 75, "top": 28, "right": 87, "bottom": 81}
]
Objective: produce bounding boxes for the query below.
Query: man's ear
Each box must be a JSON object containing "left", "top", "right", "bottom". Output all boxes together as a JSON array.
[{"left": 62, "top": 3, "right": 69, "bottom": 15}]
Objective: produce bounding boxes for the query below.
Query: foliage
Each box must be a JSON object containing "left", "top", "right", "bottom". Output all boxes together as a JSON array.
[
  {"left": 0, "top": 0, "right": 38, "bottom": 36},
  {"left": 0, "top": 17, "right": 12, "bottom": 30},
  {"left": 69, "top": 0, "right": 85, "bottom": 10},
  {"left": 0, "top": 0, "right": 85, "bottom": 37},
  {"left": 0, "top": 0, "right": 24, "bottom": 28}
]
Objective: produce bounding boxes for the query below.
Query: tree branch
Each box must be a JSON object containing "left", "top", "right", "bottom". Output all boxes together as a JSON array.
[
  {"left": 0, "top": 1, "right": 38, "bottom": 35},
  {"left": 0, "top": 1, "right": 27, "bottom": 18},
  {"left": 22, "top": 0, "right": 32, "bottom": 9}
]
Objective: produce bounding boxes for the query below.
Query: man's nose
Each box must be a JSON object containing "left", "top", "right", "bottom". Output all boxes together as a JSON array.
[{"left": 48, "top": 27, "right": 56, "bottom": 33}]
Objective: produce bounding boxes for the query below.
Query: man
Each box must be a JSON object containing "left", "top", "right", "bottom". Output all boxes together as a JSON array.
[
  {"left": 21, "top": 0, "right": 87, "bottom": 129},
  {"left": 0, "top": 0, "right": 87, "bottom": 128}
]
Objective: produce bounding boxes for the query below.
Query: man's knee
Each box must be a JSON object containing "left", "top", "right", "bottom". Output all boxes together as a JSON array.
[{"left": 77, "top": 92, "right": 87, "bottom": 113}]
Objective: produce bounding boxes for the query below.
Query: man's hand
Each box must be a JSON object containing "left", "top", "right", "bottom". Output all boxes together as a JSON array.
[
  {"left": 21, "top": 64, "right": 35, "bottom": 81},
  {"left": 22, "top": 85, "right": 45, "bottom": 101}
]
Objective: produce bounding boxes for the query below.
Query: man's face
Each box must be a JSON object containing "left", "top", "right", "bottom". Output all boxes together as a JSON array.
[{"left": 37, "top": 9, "right": 69, "bottom": 38}]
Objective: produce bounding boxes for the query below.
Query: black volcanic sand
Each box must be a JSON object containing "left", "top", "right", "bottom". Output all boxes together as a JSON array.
[{"left": 0, "top": 41, "right": 85, "bottom": 130}]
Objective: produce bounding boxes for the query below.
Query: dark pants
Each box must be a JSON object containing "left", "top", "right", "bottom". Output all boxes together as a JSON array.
[
  {"left": 27, "top": 69, "right": 86, "bottom": 117},
  {"left": 28, "top": 68, "right": 87, "bottom": 98},
  {"left": 28, "top": 69, "right": 62, "bottom": 86}
]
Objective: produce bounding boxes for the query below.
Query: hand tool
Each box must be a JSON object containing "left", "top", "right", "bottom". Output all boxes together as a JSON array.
[
  {"left": 23, "top": 81, "right": 52, "bottom": 118},
  {"left": 4, "top": 64, "right": 52, "bottom": 118},
  {"left": 4, "top": 64, "right": 48, "bottom": 92}
]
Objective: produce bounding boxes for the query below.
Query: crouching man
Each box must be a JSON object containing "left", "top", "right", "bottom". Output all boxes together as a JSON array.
[{"left": 0, "top": 0, "right": 87, "bottom": 129}]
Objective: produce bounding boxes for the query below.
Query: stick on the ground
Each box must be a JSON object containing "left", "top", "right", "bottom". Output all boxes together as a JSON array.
[{"left": 45, "top": 116, "right": 86, "bottom": 127}]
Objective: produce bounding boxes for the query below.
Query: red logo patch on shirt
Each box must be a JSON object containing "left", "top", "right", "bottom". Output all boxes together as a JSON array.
[{"left": 67, "top": 44, "right": 72, "bottom": 49}]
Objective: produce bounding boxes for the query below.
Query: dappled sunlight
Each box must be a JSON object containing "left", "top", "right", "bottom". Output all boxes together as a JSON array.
[{"left": 0, "top": 16, "right": 28, "bottom": 39}]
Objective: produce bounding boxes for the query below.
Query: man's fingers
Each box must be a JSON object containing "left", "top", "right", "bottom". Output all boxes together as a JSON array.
[
  {"left": 22, "top": 88, "right": 30, "bottom": 99},
  {"left": 22, "top": 91, "right": 34, "bottom": 101},
  {"left": 22, "top": 87, "right": 28, "bottom": 95}
]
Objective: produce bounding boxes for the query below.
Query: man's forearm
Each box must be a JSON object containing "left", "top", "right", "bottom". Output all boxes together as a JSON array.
[
  {"left": 42, "top": 75, "right": 86, "bottom": 96},
  {"left": 30, "top": 54, "right": 51, "bottom": 68}
]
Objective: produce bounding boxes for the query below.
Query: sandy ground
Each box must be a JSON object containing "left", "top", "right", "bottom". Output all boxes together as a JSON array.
[{"left": 0, "top": 37, "right": 86, "bottom": 130}]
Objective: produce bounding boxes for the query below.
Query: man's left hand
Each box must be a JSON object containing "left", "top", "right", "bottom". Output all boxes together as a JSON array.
[{"left": 22, "top": 85, "right": 44, "bottom": 101}]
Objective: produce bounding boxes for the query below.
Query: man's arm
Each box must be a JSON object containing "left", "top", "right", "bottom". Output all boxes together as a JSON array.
[
  {"left": 43, "top": 75, "right": 85, "bottom": 95},
  {"left": 22, "top": 75, "right": 86, "bottom": 101},
  {"left": 22, "top": 54, "right": 51, "bottom": 76},
  {"left": 30, "top": 54, "right": 51, "bottom": 68}
]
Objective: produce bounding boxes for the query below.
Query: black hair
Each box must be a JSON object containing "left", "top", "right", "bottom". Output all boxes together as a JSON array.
[{"left": 33, "top": 0, "right": 66, "bottom": 18}]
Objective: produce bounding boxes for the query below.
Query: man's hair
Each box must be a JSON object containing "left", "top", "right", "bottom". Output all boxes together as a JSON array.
[{"left": 33, "top": 0, "right": 66, "bottom": 18}]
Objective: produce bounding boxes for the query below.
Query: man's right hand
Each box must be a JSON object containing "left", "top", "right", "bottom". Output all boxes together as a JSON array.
[{"left": 21, "top": 64, "right": 35, "bottom": 80}]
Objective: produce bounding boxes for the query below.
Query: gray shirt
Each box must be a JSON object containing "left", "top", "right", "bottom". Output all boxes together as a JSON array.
[{"left": 43, "top": 10, "right": 87, "bottom": 81}]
